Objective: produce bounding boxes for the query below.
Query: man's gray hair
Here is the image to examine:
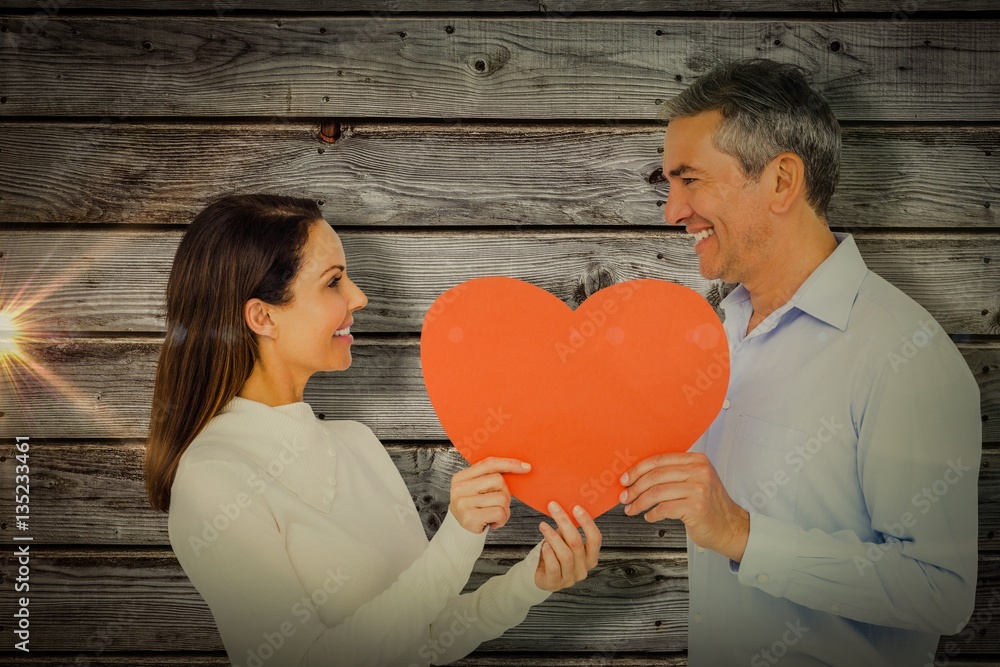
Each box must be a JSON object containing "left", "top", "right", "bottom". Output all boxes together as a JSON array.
[{"left": 659, "top": 58, "right": 841, "bottom": 218}]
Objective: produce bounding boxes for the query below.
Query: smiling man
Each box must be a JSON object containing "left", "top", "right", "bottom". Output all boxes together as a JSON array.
[{"left": 619, "top": 59, "right": 982, "bottom": 665}]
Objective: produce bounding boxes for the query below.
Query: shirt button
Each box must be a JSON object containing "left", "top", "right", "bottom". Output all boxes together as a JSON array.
[
  {"left": 694, "top": 613, "right": 702, "bottom": 624},
  {"left": 696, "top": 546, "right": 705, "bottom": 553},
  {"left": 327, "top": 449, "right": 335, "bottom": 457},
  {"left": 722, "top": 399, "right": 731, "bottom": 410},
  {"left": 322, "top": 493, "right": 334, "bottom": 504},
  {"left": 757, "top": 574, "right": 769, "bottom": 584}
]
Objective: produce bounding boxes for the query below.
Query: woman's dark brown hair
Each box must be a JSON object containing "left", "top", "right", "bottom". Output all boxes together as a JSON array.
[{"left": 144, "top": 194, "right": 322, "bottom": 512}]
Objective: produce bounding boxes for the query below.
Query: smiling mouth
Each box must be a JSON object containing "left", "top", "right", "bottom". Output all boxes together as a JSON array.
[
  {"left": 692, "top": 228, "right": 716, "bottom": 242},
  {"left": 334, "top": 326, "right": 351, "bottom": 337}
]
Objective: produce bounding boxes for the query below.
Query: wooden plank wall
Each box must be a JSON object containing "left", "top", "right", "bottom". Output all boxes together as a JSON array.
[{"left": 0, "top": 1, "right": 998, "bottom": 665}]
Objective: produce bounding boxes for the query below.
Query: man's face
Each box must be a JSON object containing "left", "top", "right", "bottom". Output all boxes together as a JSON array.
[{"left": 661, "top": 110, "right": 773, "bottom": 284}]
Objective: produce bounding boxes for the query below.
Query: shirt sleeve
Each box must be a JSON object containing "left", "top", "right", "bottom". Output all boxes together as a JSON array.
[
  {"left": 421, "top": 541, "right": 553, "bottom": 665},
  {"left": 168, "top": 454, "right": 488, "bottom": 667},
  {"left": 735, "top": 335, "right": 981, "bottom": 635}
]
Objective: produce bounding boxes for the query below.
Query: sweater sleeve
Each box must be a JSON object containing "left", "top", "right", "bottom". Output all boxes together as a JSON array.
[
  {"left": 422, "top": 541, "right": 553, "bottom": 665},
  {"left": 168, "top": 453, "right": 487, "bottom": 667}
]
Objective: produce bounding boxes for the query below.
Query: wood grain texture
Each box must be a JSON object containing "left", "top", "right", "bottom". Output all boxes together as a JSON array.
[
  {"left": 0, "top": 122, "right": 996, "bottom": 228},
  {"left": 0, "top": 655, "right": 694, "bottom": 667},
  {"left": 0, "top": 337, "right": 996, "bottom": 441},
  {"left": 1, "top": 230, "right": 998, "bottom": 334},
  {"left": 1, "top": 1, "right": 996, "bottom": 12},
  {"left": 1, "top": 549, "right": 998, "bottom": 655},
  {"left": 4, "top": 441, "right": 1000, "bottom": 551},
  {"left": 0, "top": 547, "right": 690, "bottom": 653},
  {"left": 1, "top": 17, "right": 998, "bottom": 120}
]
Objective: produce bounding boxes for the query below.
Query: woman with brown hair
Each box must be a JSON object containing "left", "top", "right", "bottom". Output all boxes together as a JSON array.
[{"left": 144, "top": 194, "right": 601, "bottom": 667}]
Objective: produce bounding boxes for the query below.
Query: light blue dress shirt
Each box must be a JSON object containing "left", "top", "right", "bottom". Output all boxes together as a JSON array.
[{"left": 686, "top": 232, "right": 982, "bottom": 666}]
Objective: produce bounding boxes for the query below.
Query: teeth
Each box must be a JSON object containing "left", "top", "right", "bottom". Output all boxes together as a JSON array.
[
  {"left": 334, "top": 327, "right": 351, "bottom": 336},
  {"left": 693, "top": 228, "right": 716, "bottom": 242}
]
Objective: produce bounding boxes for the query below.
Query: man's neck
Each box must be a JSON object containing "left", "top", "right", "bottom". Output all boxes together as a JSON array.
[{"left": 743, "top": 224, "right": 839, "bottom": 328}]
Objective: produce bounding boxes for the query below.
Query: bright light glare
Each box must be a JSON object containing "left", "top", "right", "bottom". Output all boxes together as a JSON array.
[{"left": 0, "top": 310, "right": 20, "bottom": 359}]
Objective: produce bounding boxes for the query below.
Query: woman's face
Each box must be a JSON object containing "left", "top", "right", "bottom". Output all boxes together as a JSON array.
[{"left": 267, "top": 220, "right": 368, "bottom": 378}]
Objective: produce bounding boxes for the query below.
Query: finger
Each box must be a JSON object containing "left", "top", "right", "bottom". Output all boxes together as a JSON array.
[
  {"left": 453, "top": 472, "right": 509, "bottom": 498},
  {"left": 548, "top": 502, "right": 586, "bottom": 581},
  {"left": 549, "top": 501, "right": 586, "bottom": 586},
  {"left": 455, "top": 457, "right": 532, "bottom": 483},
  {"left": 539, "top": 521, "right": 572, "bottom": 583},
  {"left": 620, "top": 462, "right": 700, "bottom": 506},
  {"left": 573, "top": 505, "right": 603, "bottom": 569},
  {"left": 642, "top": 498, "right": 685, "bottom": 524},
  {"left": 451, "top": 491, "right": 510, "bottom": 521},
  {"left": 539, "top": 541, "right": 558, "bottom": 589},
  {"left": 625, "top": 482, "right": 692, "bottom": 516},
  {"left": 471, "top": 490, "right": 511, "bottom": 512},
  {"left": 620, "top": 452, "right": 700, "bottom": 487}
]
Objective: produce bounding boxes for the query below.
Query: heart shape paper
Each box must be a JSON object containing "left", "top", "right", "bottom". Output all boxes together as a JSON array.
[{"left": 420, "top": 277, "right": 729, "bottom": 520}]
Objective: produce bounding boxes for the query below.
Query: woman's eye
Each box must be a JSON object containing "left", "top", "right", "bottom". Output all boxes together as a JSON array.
[{"left": 328, "top": 277, "right": 341, "bottom": 288}]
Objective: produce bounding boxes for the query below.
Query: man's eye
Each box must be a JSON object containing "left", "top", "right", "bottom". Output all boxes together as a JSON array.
[{"left": 683, "top": 178, "right": 697, "bottom": 185}]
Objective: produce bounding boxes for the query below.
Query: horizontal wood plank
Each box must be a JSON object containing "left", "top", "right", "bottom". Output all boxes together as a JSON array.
[
  {"left": 0, "top": 337, "right": 996, "bottom": 440},
  {"left": 0, "top": 654, "right": 693, "bottom": 667},
  {"left": 0, "top": 547, "right": 691, "bottom": 653},
  {"left": 0, "top": 122, "right": 996, "bottom": 228},
  {"left": 1, "top": 230, "right": 998, "bottom": 334},
  {"left": 1, "top": 1, "right": 996, "bottom": 12},
  {"left": 1, "top": 17, "right": 998, "bottom": 120},
  {"left": 5, "top": 441, "right": 1000, "bottom": 551},
  {"left": 1, "top": 549, "right": 998, "bottom": 655}
]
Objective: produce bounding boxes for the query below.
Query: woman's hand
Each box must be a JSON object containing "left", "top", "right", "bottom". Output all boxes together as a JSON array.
[
  {"left": 534, "top": 502, "right": 602, "bottom": 592},
  {"left": 450, "top": 457, "right": 532, "bottom": 534}
]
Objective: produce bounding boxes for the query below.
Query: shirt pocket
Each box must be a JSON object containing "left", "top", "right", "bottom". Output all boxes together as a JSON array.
[{"left": 727, "top": 414, "right": 807, "bottom": 523}]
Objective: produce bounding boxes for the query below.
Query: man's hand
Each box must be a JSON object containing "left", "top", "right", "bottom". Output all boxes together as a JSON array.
[{"left": 619, "top": 452, "right": 750, "bottom": 562}]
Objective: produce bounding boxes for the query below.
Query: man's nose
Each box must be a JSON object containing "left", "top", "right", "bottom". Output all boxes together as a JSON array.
[{"left": 662, "top": 186, "right": 691, "bottom": 227}]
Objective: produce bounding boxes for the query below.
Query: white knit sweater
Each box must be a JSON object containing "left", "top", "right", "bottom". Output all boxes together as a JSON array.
[{"left": 167, "top": 396, "right": 551, "bottom": 667}]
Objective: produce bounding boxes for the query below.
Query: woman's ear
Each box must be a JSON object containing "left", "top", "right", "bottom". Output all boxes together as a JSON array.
[{"left": 244, "top": 298, "right": 277, "bottom": 339}]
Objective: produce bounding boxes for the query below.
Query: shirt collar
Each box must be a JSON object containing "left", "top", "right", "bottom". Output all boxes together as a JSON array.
[
  {"left": 720, "top": 232, "right": 868, "bottom": 333},
  {"left": 209, "top": 396, "right": 337, "bottom": 513}
]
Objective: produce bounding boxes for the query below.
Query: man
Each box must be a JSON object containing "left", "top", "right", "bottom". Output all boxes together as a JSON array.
[{"left": 619, "top": 58, "right": 982, "bottom": 665}]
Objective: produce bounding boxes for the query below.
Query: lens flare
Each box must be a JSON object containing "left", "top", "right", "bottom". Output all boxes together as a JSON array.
[
  {"left": 0, "top": 234, "right": 148, "bottom": 436},
  {"left": 0, "top": 310, "right": 20, "bottom": 359}
]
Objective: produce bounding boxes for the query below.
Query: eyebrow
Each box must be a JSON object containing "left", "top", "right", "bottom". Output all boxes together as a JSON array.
[
  {"left": 322, "top": 264, "right": 346, "bottom": 276},
  {"left": 666, "top": 164, "right": 706, "bottom": 178}
]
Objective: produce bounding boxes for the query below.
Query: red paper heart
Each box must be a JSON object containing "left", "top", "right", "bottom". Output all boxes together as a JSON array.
[{"left": 420, "top": 277, "right": 729, "bottom": 520}]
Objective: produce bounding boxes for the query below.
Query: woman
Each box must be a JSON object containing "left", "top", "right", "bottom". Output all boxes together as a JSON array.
[{"left": 144, "top": 194, "right": 602, "bottom": 667}]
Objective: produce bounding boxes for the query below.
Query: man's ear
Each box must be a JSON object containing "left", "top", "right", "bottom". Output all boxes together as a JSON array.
[
  {"left": 769, "top": 152, "right": 806, "bottom": 216},
  {"left": 244, "top": 298, "right": 277, "bottom": 339}
]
